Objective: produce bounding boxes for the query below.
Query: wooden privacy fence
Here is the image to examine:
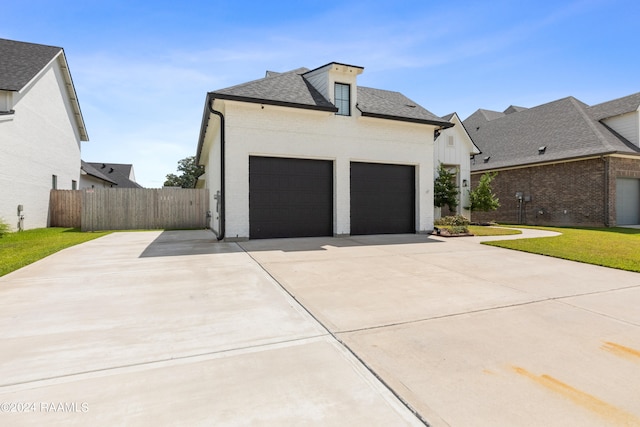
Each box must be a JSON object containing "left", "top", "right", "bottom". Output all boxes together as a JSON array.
[{"left": 50, "top": 188, "right": 209, "bottom": 231}]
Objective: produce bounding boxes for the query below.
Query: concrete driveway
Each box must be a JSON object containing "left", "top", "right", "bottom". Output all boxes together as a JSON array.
[
  {"left": 0, "top": 231, "right": 421, "bottom": 426},
  {"left": 2, "top": 229, "right": 640, "bottom": 426},
  {"left": 240, "top": 231, "right": 640, "bottom": 427}
]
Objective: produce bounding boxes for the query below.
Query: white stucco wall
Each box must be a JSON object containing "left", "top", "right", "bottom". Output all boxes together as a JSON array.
[
  {"left": 80, "top": 174, "right": 112, "bottom": 189},
  {"left": 0, "top": 57, "right": 82, "bottom": 230},
  {"left": 202, "top": 99, "right": 437, "bottom": 240},
  {"left": 434, "top": 114, "right": 479, "bottom": 220}
]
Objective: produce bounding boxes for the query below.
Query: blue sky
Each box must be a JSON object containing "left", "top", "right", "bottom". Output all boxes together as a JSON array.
[{"left": 3, "top": 0, "right": 639, "bottom": 187}]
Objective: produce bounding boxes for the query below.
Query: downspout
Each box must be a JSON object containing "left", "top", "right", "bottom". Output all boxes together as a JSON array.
[
  {"left": 603, "top": 156, "right": 610, "bottom": 227},
  {"left": 209, "top": 98, "right": 225, "bottom": 241}
]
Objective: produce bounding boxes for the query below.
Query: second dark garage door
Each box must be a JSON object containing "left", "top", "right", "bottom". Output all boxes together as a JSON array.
[
  {"left": 350, "top": 162, "right": 415, "bottom": 235},
  {"left": 249, "top": 156, "right": 333, "bottom": 239}
]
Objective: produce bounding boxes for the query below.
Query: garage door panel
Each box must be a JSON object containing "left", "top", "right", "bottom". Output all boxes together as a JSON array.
[
  {"left": 249, "top": 157, "right": 333, "bottom": 239},
  {"left": 350, "top": 162, "right": 415, "bottom": 235},
  {"left": 616, "top": 178, "right": 640, "bottom": 225}
]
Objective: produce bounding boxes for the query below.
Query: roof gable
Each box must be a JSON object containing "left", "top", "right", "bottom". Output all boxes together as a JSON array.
[{"left": 0, "top": 38, "right": 62, "bottom": 92}]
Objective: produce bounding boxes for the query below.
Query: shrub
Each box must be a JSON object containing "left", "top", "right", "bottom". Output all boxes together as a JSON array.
[
  {"left": 0, "top": 218, "right": 10, "bottom": 238},
  {"left": 434, "top": 215, "right": 470, "bottom": 235},
  {"left": 434, "top": 215, "right": 470, "bottom": 227},
  {"left": 469, "top": 172, "right": 500, "bottom": 212},
  {"left": 434, "top": 163, "right": 459, "bottom": 212}
]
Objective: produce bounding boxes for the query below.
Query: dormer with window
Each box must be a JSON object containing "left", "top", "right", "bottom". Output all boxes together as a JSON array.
[{"left": 303, "top": 62, "right": 364, "bottom": 117}]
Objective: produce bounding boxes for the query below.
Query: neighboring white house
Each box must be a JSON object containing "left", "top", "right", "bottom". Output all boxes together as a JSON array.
[
  {"left": 82, "top": 162, "right": 143, "bottom": 189},
  {"left": 80, "top": 160, "right": 118, "bottom": 188},
  {"left": 0, "top": 38, "right": 88, "bottom": 230},
  {"left": 434, "top": 112, "right": 481, "bottom": 219},
  {"left": 196, "top": 62, "right": 456, "bottom": 240}
]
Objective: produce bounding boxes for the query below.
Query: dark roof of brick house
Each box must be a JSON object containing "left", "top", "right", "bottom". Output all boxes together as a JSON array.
[
  {"left": 465, "top": 94, "right": 640, "bottom": 172},
  {"left": 0, "top": 38, "right": 62, "bottom": 91},
  {"left": 87, "top": 162, "right": 143, "bottom": 188}
]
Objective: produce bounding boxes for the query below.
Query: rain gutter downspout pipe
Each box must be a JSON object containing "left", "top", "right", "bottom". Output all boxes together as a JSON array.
[{"left": 209, "top": 98, "right": 225, "bottom": 241}]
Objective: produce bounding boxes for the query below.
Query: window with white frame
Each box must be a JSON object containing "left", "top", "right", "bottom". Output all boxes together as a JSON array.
[{"left": 335, "top": 83, "right": 350, "bottom": 116}]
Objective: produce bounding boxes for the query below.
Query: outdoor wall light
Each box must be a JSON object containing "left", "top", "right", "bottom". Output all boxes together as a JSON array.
[
  {"left": 538, "top": 146, "right": 547, "bottom": 154},
  {"left": 483, "top": 156, "right": 491, "bottom": 163},
  {"left": 462, "top": 179, "right": 468, "bottom": 187}
]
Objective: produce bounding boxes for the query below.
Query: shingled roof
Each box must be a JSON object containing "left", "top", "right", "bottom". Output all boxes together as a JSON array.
[
  {"left": 588, "top": 92, "right": 640, "bottom": 120},
  {"left": 87, "top": 163, "right": 143, "bottom": 188},
  {"left": 211, "top": 67, "right": 337, "bottom": 112},
  {"left": 0, "top": 38, "right": 89, "bottom": 141},
  {"left": 81, "top": 161, "right": 118, "bottom": 185},
  {"left": 0, "top": 38, "right": 62, "bottom": 91},
  {"left": 465, "top": 94, "right": 640, "bottom": 172},
  {"left": 207, "top": 65, "right": 451, "bottom": 127}
]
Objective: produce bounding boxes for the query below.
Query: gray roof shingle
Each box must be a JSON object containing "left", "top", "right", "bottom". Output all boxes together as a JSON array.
[
  {"left": 588, "top": 92, "right": 640, "bottom": 120},
  {"left": 465, "top": 96, "right": 640, "bottom": 172},
  {"left": 356, "top": 87, "right": 452, "bottom": 126},
  {"left": 210, "top": 67, "right": 337, "bottom": 112},
  {"left": 81, "top": 161, "right": 118, "bottom": 185},
  {"left": 208, "top": 66, "right": 452, "bottom": 126},
  {"left": 87, "top": 163, "right": 143, "bottom": 188},
  {"left": 0, "top": 38, "right": 62, "bottom": 91}
]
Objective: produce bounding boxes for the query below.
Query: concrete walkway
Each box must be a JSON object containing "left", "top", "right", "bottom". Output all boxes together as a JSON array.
[
  {"left": 2, "top": 228, "right": 640, "bottom": 426},
  {"left": 0, "top": 231, "right": 422, "bottom": 426}
]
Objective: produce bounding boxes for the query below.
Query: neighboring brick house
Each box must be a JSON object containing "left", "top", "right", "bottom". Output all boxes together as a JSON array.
[
  {"left": 464, "top": 93, "right": 640, "bottom": 226},
  {"left": 0, "top": 38, "right": 88, "bottom": 230},
  {"left": 196, "top": 62, "right": 457, "bottom": 240}
]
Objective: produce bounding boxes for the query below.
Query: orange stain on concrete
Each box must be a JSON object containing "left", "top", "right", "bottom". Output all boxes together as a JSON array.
[
  {"left": 512, "top": 366, "right": 640, "bottom": 426},
  {"left": 602, "top": 341, "right": 640, "bottom": 362}
]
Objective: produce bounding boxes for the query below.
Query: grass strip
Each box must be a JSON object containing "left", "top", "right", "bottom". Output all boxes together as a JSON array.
[{"left": 0, "top": 228, "right": 111, "bottom": 277}]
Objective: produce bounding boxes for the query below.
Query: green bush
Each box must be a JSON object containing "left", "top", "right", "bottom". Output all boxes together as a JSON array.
[{"left": 0, "top": 218, "right": 10, "bottom": 238}]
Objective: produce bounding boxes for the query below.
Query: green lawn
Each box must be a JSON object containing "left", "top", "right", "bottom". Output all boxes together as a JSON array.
[
  {"left": 0, "top": 228, "right": 111, "bottom": 277},
  {"left": 468, "top": 225, "right": 522, "bottom": 236},
  {"left": 483, "top": 226, "right": 640, "bottom": 273}
]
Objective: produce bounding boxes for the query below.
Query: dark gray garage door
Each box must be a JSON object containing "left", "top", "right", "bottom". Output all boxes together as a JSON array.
[
  {"left": 350, "top": 162, "right": 415, "bottom": 235},
  {"left": 249, "top": 156, "right": 333, "bottom": 239}
]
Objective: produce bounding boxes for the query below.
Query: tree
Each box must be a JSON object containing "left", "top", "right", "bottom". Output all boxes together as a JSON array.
[
  {"left": 469, "top": 172, "right": 500, "bottom": 212},
  {"left": 434, "top": 163, "right": 459, "bottom": 212},
  {"left": 164, "top": 156, "right": 204, "bottom": 188}
]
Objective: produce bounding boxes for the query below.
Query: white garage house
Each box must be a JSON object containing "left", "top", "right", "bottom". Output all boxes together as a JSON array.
[{"left": 196, "top": 62, "right": 453, "bottom": 240}]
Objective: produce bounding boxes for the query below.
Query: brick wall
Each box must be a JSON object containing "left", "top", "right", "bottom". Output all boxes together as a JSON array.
[{"left": 471, "top": 158, "right": 607, "bottom": 226}]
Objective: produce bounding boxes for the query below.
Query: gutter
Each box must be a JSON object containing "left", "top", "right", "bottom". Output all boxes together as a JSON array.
[{"left": 208, "top": 97, "right": 226, "bottom": 241}]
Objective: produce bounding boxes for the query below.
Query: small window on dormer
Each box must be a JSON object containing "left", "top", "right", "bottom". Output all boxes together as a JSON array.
[{"left": 335, "top": 83, "right": 350, "bottom": 116}]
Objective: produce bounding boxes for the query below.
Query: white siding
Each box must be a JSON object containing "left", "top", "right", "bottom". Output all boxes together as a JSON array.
[
  {"left": 603, "top": 111, "right": 640, "bottom": 147},
  {"left": 0, "top": 59, "right": 81, "bottom": 230},
  {"left": 434, "top": 114, "right": 477, "bottom": 219},
  {"left": 204, "top": 100, "right": 436, "bottom": 240}
]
